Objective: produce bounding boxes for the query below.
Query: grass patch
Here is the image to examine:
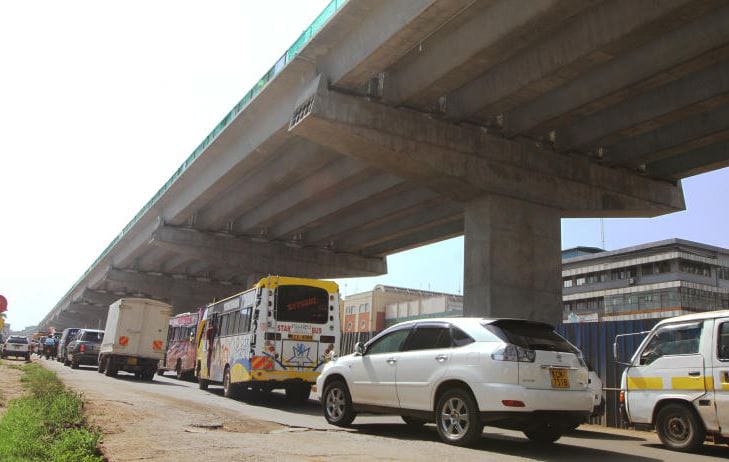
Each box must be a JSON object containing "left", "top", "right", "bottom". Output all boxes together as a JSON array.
[{"left": 0, "top": 363, "right": 103, "bottom": 462}]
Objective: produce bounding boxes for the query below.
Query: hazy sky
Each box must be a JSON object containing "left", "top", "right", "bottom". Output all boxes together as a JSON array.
[{"left": 2, "top": 1, "right": 728, "bottom": 330}]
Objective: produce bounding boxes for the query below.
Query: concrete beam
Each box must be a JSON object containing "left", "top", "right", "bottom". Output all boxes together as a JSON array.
[
  {"left": 333, "top": 201, "right": 462, "bottom": 252},
  {"left": 268, "top": 172, "right": 404, "bottom": 240},
  {"left": 603, "top": 105, "right": 729, "bottom": 167},
  {"left": 362, "top": 219, "right": 464, "bottom": 257},
  {"left": 304, "top": 185, "right": 440, "bottom": 244},
  {"left": 289, "top": 88, "right": 685, "bottom": 217},
  {"left": 554, "top": 60, "right": 729, "bottom": 152},
  {"left": 383, "top": 0, "right": 595, "bottom": 107},
  {"left": 104, "top": 267, "right": 240, "bottom": 309},
  {"left": 232, "top": 156, "right": 371, "bottom": 234},
  {"left": 149, "top": 225, "right": 387, "bottom": 278},
  {"left": 195, "top": 138, "right": 335, "bottom": 230},
  {"left": 317, "top": 0, "right": 471, "bottom": 88},
  {"left": 504, "top": 4, "right": 729, "bottom": 137},
  {"left": 646, "top": 140, "right": 729, "bottom": 180},
  {"left": 445, "top": 0, "right": 705, "bottom": 121}
]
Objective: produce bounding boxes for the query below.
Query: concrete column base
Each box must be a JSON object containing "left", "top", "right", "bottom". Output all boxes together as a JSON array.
[{"left": 464, "top": 194, "right": 562, "bottom": 324}]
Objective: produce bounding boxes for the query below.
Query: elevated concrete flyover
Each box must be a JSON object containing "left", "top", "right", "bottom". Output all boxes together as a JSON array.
[{"left": 41, "top": 0, "right": 729, "bottom": 329}]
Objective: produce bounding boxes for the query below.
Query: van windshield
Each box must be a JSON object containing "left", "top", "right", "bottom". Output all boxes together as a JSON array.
[
  {"left": 276, "top": 285, "right": 329, "bottom": 324},
  {"left": 485, "top": 320, "right": 578, "bottom": 353}
]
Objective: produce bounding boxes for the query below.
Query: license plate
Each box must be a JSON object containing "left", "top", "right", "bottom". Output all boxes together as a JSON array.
[
  {"left": 550, "top": 368, "right": 570, "bottom": 388},
  {"left": 127, "top": 357, "right": 138, "bottom": 365}
]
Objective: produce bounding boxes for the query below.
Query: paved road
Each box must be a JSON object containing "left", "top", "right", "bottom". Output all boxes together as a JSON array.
[{"left": 41, "top": 358, "right": 728, "bottom": 462}]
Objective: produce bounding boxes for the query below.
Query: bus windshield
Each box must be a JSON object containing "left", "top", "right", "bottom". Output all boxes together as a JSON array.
[{"left": 276, "top": 285, "right": 329, "bottom": 324}]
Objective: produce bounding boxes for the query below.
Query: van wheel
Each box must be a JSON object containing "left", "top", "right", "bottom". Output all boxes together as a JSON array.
[
  {"left": 323, "top": 380, "right": 356, "bottom": 427},
  {"left": 523, "top": 421, "right": 563, "bottom": 444},
  {"left": 435, "top": 388, "right": 483, "bottom": 446},
  {"left": 175, "top": 360, "right": 184, "bottom": 380},
  {"left": 656, "top": 403, "right": 705, "bottom": 452}
]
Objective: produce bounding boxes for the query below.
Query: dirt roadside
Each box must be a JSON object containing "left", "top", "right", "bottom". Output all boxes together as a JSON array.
[{"left": 0, "top": 359, "right": 27, "bottom": 416}]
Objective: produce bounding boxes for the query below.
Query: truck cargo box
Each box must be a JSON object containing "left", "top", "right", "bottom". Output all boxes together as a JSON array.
[{"left": 100, "top": 298, "right": 171, "bottom": 361}]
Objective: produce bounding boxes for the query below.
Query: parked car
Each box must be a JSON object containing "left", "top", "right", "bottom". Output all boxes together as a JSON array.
[
  {"left": 317, "top": 317, "right": 593, "bottom": 446},
  {"left": 58, "top": 328, "right": 81, "bottom": 365},
  {"left": 567, "top": 361, "right": 604, "bottom": 431},
  {"left": 2, "top": 335, "right": 31, "bottom": 361},
  {"left": 66, "top": 329, "right": 104, "bottom": 369}
]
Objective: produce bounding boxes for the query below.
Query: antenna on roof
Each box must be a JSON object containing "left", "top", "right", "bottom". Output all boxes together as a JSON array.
[{"left": 600, "top": 218, "right": 606, "bottom": 250}]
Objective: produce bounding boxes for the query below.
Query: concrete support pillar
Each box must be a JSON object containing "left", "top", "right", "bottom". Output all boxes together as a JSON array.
[{"left": 464, "top": 194, "right": 562, "bottom": 324}]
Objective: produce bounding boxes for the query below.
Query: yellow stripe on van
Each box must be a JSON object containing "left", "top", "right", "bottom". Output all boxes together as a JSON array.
[
  {"left": 704, "top": 376, "right": 714, "bottom": 390},
  {"left": 671, "top": 376, "right": 706, "bottom": 390},
  {"left": 627, "top": 377, "right": 663, "bottom": 390}
]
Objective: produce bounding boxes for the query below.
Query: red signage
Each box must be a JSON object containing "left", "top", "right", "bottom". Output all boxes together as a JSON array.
[{"left": 0, "top": 295, "right": 7, "bottom": 313}]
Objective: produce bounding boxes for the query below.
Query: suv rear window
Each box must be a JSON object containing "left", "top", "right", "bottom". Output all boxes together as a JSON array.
[
  {"left": 80, "top": 331, "right": 104, "bottom": 343},
  {"left": 485, "top": 320, "right": 578, "bottom": 353},
  {"left": 7, "top": 337, "right": 28, "bottom": 344}
]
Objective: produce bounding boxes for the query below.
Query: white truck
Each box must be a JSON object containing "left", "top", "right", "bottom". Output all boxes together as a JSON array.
[
  {"left": 615, "top": 310, "right": 729, "bottom": 451},
  {"left": 99, "top": 298, "right": 172, "bottom": 381}
]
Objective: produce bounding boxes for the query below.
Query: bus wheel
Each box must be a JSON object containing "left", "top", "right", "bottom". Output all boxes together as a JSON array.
[
  {"left": 656, "top": 403, "right": 705, "bottom": 452},
  {"left": 286, "top": 384, "right": 312, "bottom": 403},
  {"left": 223, "top": 367, "right": 238, "bottom": 398}
]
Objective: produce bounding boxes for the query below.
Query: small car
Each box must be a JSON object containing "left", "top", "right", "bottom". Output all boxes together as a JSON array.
[
  {"left": 317, "top": 317, "right": 593, "bottom": 446},
  {"left": 2, "top": 335, "right": 31, "bottom": 361},
  {"left": 66, "top": 329, "right": 104, "bottom": 369}
]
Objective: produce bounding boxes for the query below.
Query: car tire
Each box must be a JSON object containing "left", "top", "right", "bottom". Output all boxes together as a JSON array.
[
  {"left": 175, "top": 360, "right": 184, "bottom": 380},
  {"left": 25, "top": 354, "right": 31, "bottom": 362},
  {"left": 104, "top": 357, "right": 118, "bottom": 377},
  {"left": 655, "top": 403, "right": 705, "bottom": 452},
  {"left": 402, "top": 416, "right": 428, "bottom": 427},
  {"left": 71, "top": 358, "right": 80, "bottom": 369},
  {"left": 323, "top": 380, "right": 356, "bottom": 427},
  {"left": 523, "top": 422, "right": 563, "bottom": 444},
  {"left": 142, "top": 369, "right": 155, "bottom": 381},
  {"left": 435, "top": 387, "right": 483, "bottom": 446}
]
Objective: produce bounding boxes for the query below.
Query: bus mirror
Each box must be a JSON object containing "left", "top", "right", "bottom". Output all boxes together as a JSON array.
[{"left": 354, "top": 342, "right": 365, "bottom": 356}]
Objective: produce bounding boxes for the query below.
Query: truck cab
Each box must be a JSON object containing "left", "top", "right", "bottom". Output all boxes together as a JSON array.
[{"left": 618, "top": 310, "right": 729, "bottom": 451}]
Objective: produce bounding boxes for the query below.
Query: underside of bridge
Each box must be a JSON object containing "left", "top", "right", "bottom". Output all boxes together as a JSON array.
[{"left": 42, "top": 0, "right": 729, "bottom": 328}]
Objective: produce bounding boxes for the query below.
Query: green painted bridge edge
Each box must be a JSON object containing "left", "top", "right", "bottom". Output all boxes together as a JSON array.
[{"left": 52, "top": 0, "right": 349, "bottom": 316}]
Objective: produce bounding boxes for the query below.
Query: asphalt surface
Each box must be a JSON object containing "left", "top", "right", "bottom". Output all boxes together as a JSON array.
[{"left": 39, "top": 357, "right": 729, "bottom": 461}]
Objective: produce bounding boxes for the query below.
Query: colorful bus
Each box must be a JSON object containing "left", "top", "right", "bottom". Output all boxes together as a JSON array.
[
  {"left": 158, "top": 310, "right": 201, "bottom": 380},
  {"left": 195, "top": 276, "right": 340, "bottom": 402}
]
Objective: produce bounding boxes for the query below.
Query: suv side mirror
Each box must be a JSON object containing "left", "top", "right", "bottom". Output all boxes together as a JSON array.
[{"left": 354, "top": 342, "right": 365, "bottom": 356}]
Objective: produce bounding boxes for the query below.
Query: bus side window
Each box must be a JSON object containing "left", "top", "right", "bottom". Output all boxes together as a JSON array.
[{"left": 241, "top": 307, "right": 252, "bottom": 333}]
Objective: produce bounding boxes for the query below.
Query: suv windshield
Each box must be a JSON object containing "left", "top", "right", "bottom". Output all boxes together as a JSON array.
[
  {"left": 7, "top": 337, "right": 28, "bottom": 344},
  {"left": 80, "top": 332, "right": 104, "bottom": 343},
  {"left": 485, "top": 320, "right": 578, "bottom": 353},
  {"left": 276, "top": 285, "right": 329, "bottom": 324}
]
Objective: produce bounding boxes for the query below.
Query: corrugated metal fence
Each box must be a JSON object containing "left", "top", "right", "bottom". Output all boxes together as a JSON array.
[
  {"left": 341, "top": 320, "right": 660, "bottom": 428},
  {"left": 557, "top": 319, "right": 661, "bottom": 427}
]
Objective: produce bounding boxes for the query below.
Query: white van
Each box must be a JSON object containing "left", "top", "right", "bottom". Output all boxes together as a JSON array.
[
  {"left": 616, "top": 310, "right": 729, "bottom": 451},
  {"left": 99, "top": 298, "right": 172, "bottom": 380}
]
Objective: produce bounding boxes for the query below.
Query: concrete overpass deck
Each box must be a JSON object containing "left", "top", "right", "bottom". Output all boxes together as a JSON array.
[{"left": 43, "top": 0, "right": 729, "bottom": 328}]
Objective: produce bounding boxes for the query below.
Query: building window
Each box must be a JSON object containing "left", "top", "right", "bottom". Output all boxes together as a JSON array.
[
  {"left": 346, "top": 322, "right": 352, "bottom": 331},
  {"left": 563, "top": 278, "right": 573, "bottom": 288},
  {"left": 576, "top": 277, "right": 586, "bottom": 286},
  {"left": 360, "top": 320, "right": 366, "bottom": 329},
  {"left": 657, "top": 261, "right": 671, "bottom": 273},
  {"left": 719, "top": 267, "right": 729, "bottom": 280},
  {"left": 679, "top": 259, "right": 712, "bottom": 277}
]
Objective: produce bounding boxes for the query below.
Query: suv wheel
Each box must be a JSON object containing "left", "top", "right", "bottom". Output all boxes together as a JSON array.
[
  {"left": 323, "top": 380, "right": 356, "bottom": 427},
  {"left": 71, "top": 357, "right": 80, "bottom": 369},
  {"left": 523, "top": 421, "right": 563, "bottom": 444},
  {"left": 435, "top": 388, "right": 483, "bottom": 446},
  {"left": 656, "top": 403, "right": 705, "bottom": 452}
]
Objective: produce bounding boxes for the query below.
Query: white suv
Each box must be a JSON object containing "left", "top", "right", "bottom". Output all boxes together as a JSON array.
[
  {"left": 2, "top": 335, "right": 31, "bottom": 361},
  {"left": 317, "top": 318, "right": 593, "bottom": 446}
]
